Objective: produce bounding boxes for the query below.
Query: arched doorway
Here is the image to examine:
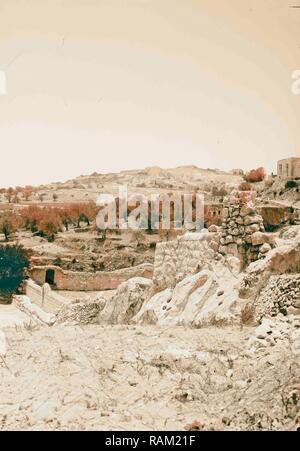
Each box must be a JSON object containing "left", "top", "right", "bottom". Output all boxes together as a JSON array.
[{"left": 45, "top": 269, "right": 55, "bottom": 286}]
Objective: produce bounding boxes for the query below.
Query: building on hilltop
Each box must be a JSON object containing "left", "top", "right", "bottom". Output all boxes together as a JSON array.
[{"left": 277, "top": 157, "right": 300, "bottom": 178}]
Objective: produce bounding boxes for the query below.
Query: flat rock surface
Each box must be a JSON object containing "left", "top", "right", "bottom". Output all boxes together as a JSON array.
[{"left": 0, "top": 305, "right": 30, "bottom": 329}]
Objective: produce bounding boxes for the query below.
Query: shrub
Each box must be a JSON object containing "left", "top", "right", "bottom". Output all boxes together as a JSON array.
[
  {"left": 0, "top": 245, "right": 29, "bottom": 303},
  {"left": 285, "top": 180, "right": 298, "bottom": 189},
  {"left": 244, "top": 167, "right": 266, "bottom": 183},
  {"left": 238, "top": 182, "right": 252, "bottom": 191}
]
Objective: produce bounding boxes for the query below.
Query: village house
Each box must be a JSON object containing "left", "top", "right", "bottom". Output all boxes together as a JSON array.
[{"left": 277, "top": 157, "right": 300, "bottom": 178}]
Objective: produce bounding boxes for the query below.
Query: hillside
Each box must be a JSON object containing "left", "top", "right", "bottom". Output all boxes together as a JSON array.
[{"left": 0, "top": 166, "right": 243, "bottom": 205}]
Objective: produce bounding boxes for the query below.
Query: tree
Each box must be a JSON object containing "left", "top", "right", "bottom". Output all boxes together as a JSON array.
[
  {"left": 13, "top": 194, "right": 20, "bottom": 204},
  {"left": 244, "top": 167, "right": 266, "bottom": 183},
  {"left": 0, "top": 211, "right": 19, "bottom": 241},
  {"left": 0, "top": 245, "right": 29, "bottom": 303},
  {"left": 80, "top": 202, "right": 97, "bottom": 226},
  {"left": 20, "top": 205, "right": 42, "bottom": 232},
  {"left": 59, "top": 206, "right": 73, "bottom": 231},
  {"left": 69, "top": 203, "right": 97, "bottom": 228},
  {"left": 5, "top": 187, "right": 15, "bottom": 203},
  {"left": 20, "top": 206, "right": 62, "bottom": 240},
  {"left": 22, "top": 185, "right": 34, "bottom": 201},
  {"left": 38, "top": 210, "right": 62, "bottom": 242}
]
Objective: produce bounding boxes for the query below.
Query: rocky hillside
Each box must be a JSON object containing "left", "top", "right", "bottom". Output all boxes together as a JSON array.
[{"left": 0, "top": 166, "right": 242, "bottom": 205}]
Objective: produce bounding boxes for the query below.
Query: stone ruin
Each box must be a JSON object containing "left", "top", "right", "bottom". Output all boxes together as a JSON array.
[{"left": 217, "top": 190, "right": 275, "bottom": 265}]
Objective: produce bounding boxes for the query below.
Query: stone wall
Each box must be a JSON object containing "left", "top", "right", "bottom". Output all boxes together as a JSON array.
[
  {"left": 217, "top": 191, "right": 275, "bottom": 265},
  {"left": 30, "top": 263, "right": 153, "bottom": 291},
  {"left": 153, "top": 232, "right": 217, "bottom": 289},
  {"left": 26, "top": 280, "right": 70, "bottom": 314}
]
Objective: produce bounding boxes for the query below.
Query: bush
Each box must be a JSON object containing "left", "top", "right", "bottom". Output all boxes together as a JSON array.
[
  {"left": 285, "top": 180, "right": 298, "bottom": 189},
  {"left": 238, "top": 182, "right": 252, "bottom": 191},
  {"left": 244, "top": 167, "right": 266, "bottom": 183},
  {"left": 0, "top": 245, "right": 29, "bottom": 303}
]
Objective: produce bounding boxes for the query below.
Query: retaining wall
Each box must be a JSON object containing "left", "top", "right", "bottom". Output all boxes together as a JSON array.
[
  {"left": 30, "top": 263, "right": 153, "bottom": 291},
  {"left": 153, "top": 232, "right": 216, "bottom": 289},
  {"left": 26, "top": 279, "right": 70, "bottom": 314}
]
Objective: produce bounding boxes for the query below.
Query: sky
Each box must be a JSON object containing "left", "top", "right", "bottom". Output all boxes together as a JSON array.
[{"left": 0, "top": 0, "right": 300, "bottom": 187}]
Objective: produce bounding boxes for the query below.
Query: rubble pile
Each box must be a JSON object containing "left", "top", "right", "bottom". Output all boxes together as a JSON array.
[
  {"left": 255, "top": 275, "right": 300, "bottom": 321},
  {"left": 247, "top": 316, "right": 300, "bottom": 357},
  {"left": 56, "top": 298, "right": 106, "bottom": 325}
]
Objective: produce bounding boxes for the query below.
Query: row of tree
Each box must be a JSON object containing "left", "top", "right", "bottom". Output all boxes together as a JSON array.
[
  {"left": 0, "top": 187, "right": 62, "bottom": 203},
  {"left": 0, "top": 186, "right": 36, "bottom": 203},
  {"left": 0, "top": 203, "right": 98, "bottom": 242}
]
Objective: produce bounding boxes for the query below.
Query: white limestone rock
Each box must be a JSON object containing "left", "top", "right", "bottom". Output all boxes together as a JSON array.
[
  {"left": 0, "top": 330, "right": 7, "bottom": 357},
  {"left": 16, "top": 296, "right": 56, "bottom": 326},
  {"left": 133, "top": 288, "right": 173, "bottom": 325},
  {"left": 99, "top": 277, "right": 153, "bottom": 325},
  {"left": 135, "top": 261, "right": 241, "bottom": 327}
]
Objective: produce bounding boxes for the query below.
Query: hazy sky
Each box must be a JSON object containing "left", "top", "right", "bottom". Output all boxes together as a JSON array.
[{"left": 0, "top": 0, "right": 300, "bottom": 187}]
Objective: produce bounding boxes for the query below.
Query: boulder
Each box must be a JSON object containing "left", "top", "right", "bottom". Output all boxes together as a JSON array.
[
  {"left": 208, "top": 225, "right": 219, "bottom": 233},
  {"left": 244, "top": 215, "right": 263, "bottom": 226},
  {"left": 134, "top": 261, "right": 241, "bottom": 327},
  {"left": 225, "top": 235, "right": 234, "bottom": 244},
  {"left": 209, "top": 240, "right": 219, "bottom": 253},
  {"left": 240, "top": 206, "right": 256, "bottom": 217},
  {"left": 254, "top": 319, "right": 273, "bottom": 339},
  {"left": 239, "top": 239, "right": 300, "bottom": 300},
  {"left": 99, "top": 277, "right": 153, "bottom": 325},
  {"left": 245, "top": 224, "right": 260, "bottom": 234},
  {"left": 16, "top": 296, "right": 56, "bottom": 326},
  {"left": 259, "top": 243, "right": 271, "bottom": 254},
  {"left": 133, "top": 288, "right": 173, "bottom": 325},
  {"left": 251, "top": 232, "right": 276, "bottom": 247}
]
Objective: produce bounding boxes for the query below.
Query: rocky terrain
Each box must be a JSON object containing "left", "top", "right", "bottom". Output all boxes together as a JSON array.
[
  {"left": 0, "top": 320, "right": 299, "bottom": 431},
  {"left": 1, "top": 223, "right": 300, "bottom": 431},
  {"left": 1, "top": 167, "right": 300, "bottom": 431}
]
